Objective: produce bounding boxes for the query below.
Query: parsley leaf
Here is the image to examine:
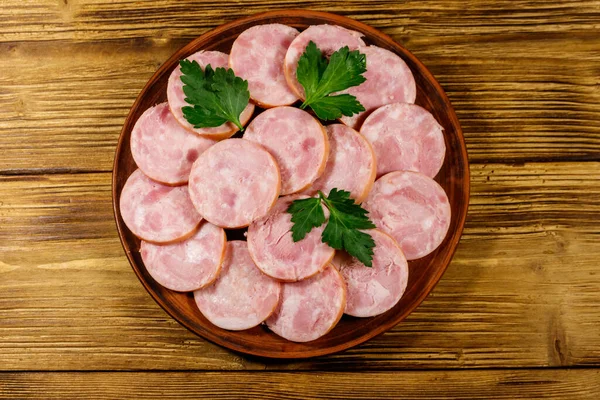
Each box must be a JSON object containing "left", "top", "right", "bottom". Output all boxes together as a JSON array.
[
  {"left": 287, "top": 197, "right": 326, "bottom": 242},
  {"left": 322, "top": 188, "right": 377, "bottom": 230},
  {"left": 340, "top": 229, "right": 376, "bottom": 268},
  {"left": 296, "top": 41, "right": 328, "bottom": 98},
  {"left": 308, "top": 94, "right": 366, "bottom": 120},
  {"left": 297, "top": 42, "right": 367, "bottom": 121},
  {"left": 287, "top": 188, "right": 376, "bottom": 267},
  {"left": 319, "top": 189, "right": 376, "bottom": 267},
  {"left": 179, "top": 60, "right": 250, "bottom": 131},
  {"left": 316, "top": 46, "right": 367, "bottom": 94}
]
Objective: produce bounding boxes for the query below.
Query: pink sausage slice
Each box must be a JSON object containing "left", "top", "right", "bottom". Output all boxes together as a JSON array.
[
  {"left": 247, "top": 196, "right": 334, "bottom": 282},
  {"left": 244, "top": 106, "right": 328, "bottom": 195},
  {"left": 230, "top": 24, "right": 300, "bottom": 107},
  {"left": 130, "top": 103, "right": 216, "bottom": 185},
  {"left": 363, "top": 171, "right": 451, "bottom": 260},
  {"left": 339, "top": 46, "right": 416, "bottom": 129},
  {"left": 194, "top": 241, "right": 281, "bottom": 330},
  {"left": 119, "top": 169, "right": 202, "bottom": 243},
  {"left": 167, "top": 50, "right": 255, "bottom": 140},
  {"left": 284, "top": 25, "right": 366, "bottom": 99},
  {"left": 305, "top": 124, "right": 376, "bottom": 203},
  {"left": 266, "top": 265, "right": 346, "bottom": 342},
  {"left": 333, "top": 230, "right": 409, "bottom": 317},
  {"left": 188, "top": 138, "right": 281, "bottom": 228},
  {"left": 361, "top": 103, "right": 446, "bottom": 178},
  {"left": 140, "top": 221, "right": 226, "bottom": 292}
]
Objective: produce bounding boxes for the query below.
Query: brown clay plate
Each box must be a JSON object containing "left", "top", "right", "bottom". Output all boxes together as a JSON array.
[{"left": 112, "top": 10, "right": 469, "bottom": 358}]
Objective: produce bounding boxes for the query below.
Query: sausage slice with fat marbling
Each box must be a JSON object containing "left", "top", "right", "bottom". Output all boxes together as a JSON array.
[
  {"left": 332, "top": 230, "right": 409, "bottom": 317},
  {"left": 360, "top": 103, "right": 445, "bottom": 178},
  {"left": 338, "top": 45, "right": 416, "bottom": 130},
  {"left": 244, "top": 106, "right": 328, "bottom": 195},
  {"left": 130, "top": 102, "right": 216, "bottom": 185},
  {"left": 188, "top": 138, "right": 281, "bottom": 229},
  {"left": 194, "top": 241, "right": 281, "bottom": 331},
  {"left": 247, "top": 195, "right": 334, "bottom": 282},
  {"left": 229, "top": 24, "right": 300, "bottom": 107},
  {"left": 140, "top": 221, "right": 226, "bottom": 292},
  {"left": 119, "top": 169, "right": 202, "bottom": 243},
  {"left": 304, "top": 124, "right": 376, "bottom": 203},
  {"left": 266, "top": 265, "right": 346, "bottom": 342},
  {"left": 362, "top": 171, "right": 451, "bottom": 260}
]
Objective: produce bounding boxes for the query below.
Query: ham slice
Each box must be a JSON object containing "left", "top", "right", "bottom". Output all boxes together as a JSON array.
[
  {"left": 304, "top": 124, "right": 376, "bottom": 203},
  {"left": 363, "top": 171, "right": 451, "bottom": 260},
  {"left": 130, "top": 102, "right": 215, "bottom": 185},
  {"left": 119, "top": 169, "right": 202, "bottom": 243},
  {"left": 229, "top": 24, "right": 300, "bottom": 107},
  {"left": 247, "top": 195, "right": 335, "bottom": 282},
  {"left": 194, "top": 241, "right": 281, "bottom": 330},
  {"left": 284, "top": 24, "right": 366, "bottom": 99},
  {"left": 361, "top": 103, "right": 445, "bottom": 178},
  {"left": 188, "top": 138, "right": 281, "bottom": 228},
  {"left": 140, "top": 221, "right": 226, "bottom": 292},
  {"left": 332, "top": 230, "right": 409, "bottom": 317},
  {"left": 266, "top": 265, "right": 346, "bottom": 342},
  {"left": 244, "top": 106, "right": 328, "bottom": 195},
  {"left": 167, "top": 50, "right": 255, "bottom": 140},
  {"left": 338, "top": 45, "right": 416, "bottom": 129}
]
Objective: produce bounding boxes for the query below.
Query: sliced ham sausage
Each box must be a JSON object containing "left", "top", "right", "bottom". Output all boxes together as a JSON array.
[
  {"left": 244, "top": 106, "right": 328, "bottom": 195},
  {"left": 188, "top": 138, "right": 281, "bottom": 228},
  {"left": 130, "top": 102, "right": 215, "bottom": 185},
  {"left": 119, "top": 169, "right": 202, "bottom": 243},
  {"left": 266, "top": 265, "right": 346, "bottom": 342},
  {"left": 333, "top": 230, "right": 409, "bottom": 317},
  {"left": 363, "top": 171, "right": 451, "bottom": 260},
  {"left": 247, "top": 195, "right": 334, "bottom": 282},
  {"left": 339, "top": 46, "right": 416, "bottom": 129},
  {"left": 284, "top": 24, "right": 366, "bottom": 98},
  {"left": 194, "top": 241, "right": 281, "bottom": 330},
  {"left": 305, "top": 124, "right": 376, "bottom": 203},
  {"left": 229, "top": 24, "right": 300, "bottom": 107},
  {"left": 361, "top": 103, "right": 446, "bottom": 178},
  {"left": 167, "top": 50, "right": 255, "bottom": 140},
  {"left": 140, "top": 221, "right": 226, "bottom": 292}
]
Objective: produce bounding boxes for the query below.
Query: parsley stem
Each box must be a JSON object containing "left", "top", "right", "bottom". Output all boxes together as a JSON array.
[
  {"left": 317, "top": 190, "right": 327, "bottom": 202},
  {"left": 233, "top": 119, "right": 243, "bottom": 131},
  {"left": 300, "top": 96, "right": 314, "bottom": 110},
  {"left": 318, "top": 190, "right": 333, "bottom": 214},
  {"left": 318, "top": 190, "right": 347, "bottom": 231}
]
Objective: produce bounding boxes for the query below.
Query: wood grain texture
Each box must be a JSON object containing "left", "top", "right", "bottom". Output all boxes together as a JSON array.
[
  {"left": 2, "top": 1, "right": 600, "bottom": 395},
  {"left": 0, "top": 0, "right": 599, "bottom": 173},
  {"left": 1, "top": 163, "right": 598, "bottom": 370},
  {"left": 2, "top": 1, "right": 599, "bottom": 43},
  {"left": 1, "top": 369, "right": 599, "bottom": 399}
]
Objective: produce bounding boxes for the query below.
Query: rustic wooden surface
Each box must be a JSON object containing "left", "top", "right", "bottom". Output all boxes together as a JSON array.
[{"left": 0, "top": 0, "right": 598, "bottom": 398}]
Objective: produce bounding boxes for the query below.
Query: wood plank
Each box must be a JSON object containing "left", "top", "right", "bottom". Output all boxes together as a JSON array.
[
  {"left": 1, "top": 162, "right": 599, "bottom": 370},
  {"left": 2, "top": 1, "right": 599, "bottom": 43},
  {"left": 0, "top": 1, "right": 598, "bottom": 173},
  {"left": 0, "top": 41, "right": 175, "bottom": 174},
  {"left": 0, "top": 370, "right": 599, "bottom": 399}
]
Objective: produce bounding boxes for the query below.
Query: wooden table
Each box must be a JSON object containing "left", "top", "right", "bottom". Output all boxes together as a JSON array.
[{"left": 1, "top": 1, "right": 599, "bottom": 398}]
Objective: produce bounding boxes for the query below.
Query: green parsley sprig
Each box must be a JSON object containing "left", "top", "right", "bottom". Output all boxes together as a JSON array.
[
  {"left": 179, "top": 60, "right": 250, "bottom": 131},
  {"left": 288, "top": 189, "right": 376, "bottom": 267},
  {"left": 297, "top": 41, "right": 367, "bottom": 121}
]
